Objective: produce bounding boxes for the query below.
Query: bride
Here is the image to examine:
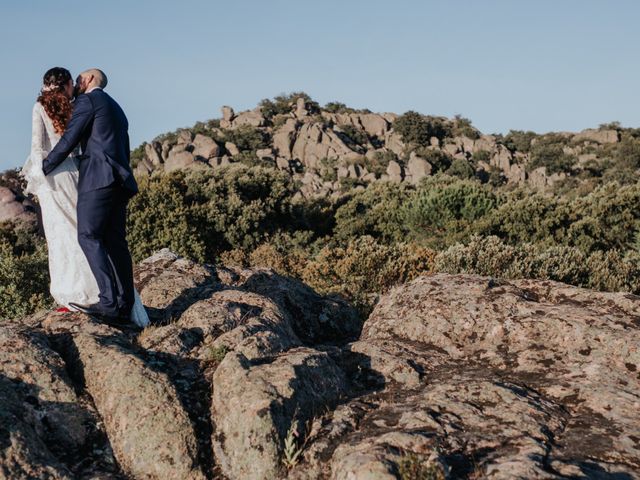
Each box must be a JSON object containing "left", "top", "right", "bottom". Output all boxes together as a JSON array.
[{"left": 22, "top": 67, "right": 148, "bottom": 328}]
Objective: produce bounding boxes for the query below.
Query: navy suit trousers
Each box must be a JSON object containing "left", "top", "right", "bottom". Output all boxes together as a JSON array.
[{"left": 77, "top": 186, "right": 134, "bottom": 312}]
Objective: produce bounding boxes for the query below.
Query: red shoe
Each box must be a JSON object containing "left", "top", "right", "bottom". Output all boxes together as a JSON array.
[{"left": 56, "top": 307, "right": 71, "bottom": 313}]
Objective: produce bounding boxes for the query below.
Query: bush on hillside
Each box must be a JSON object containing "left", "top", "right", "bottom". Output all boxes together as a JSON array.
[
  {"left": 218, "top": 125, "right": 271, "bottom": 152},
  {"left": 402, "top": 178, "right": 498, "bottom": 245},
  {"left": 501, "top": 130, "right": 538, "bottom": 153},
  {"left": 127, "top": 166, "right": 299, "bottom": 262},
  {"left": 451, "top": 115, "right": 480, "bottom": 139},
  {"left": 446, "top": 158, "right": 475, "bottom": 179},
  {"left": 333, "top": 182, "right": 411, "bottom": 243},
  {"left": 259, "top": 92, "right": 319, "bottom": 119},
  {"left": 528, "top": 134, "right": 576, "bottom": 174},
  {"left": 393, "top": 111, "right": 450, "bottom": 146},
  {"left": 339, "top": 125, "right": 369, "bottom": 147},
  {"left": 478, "top": 183, "right": 640, "bottom": 253},
  {"left": 0, "top": 240, "right": 52, "bottom": 319},
  {"left": 434, "top": 235, "right": 640, "bottom": 294}
]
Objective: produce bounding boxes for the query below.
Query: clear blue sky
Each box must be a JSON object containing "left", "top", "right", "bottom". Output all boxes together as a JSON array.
[{"left": 1, "top": 0, "right": 639, "bottom": 170}]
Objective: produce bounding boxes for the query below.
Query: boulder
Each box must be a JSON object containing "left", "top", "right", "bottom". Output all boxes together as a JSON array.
[
  {"left": 295, "top": 97, "right": 308, "bottom": 118},
  {"left": 232, "top": 109, "right": 265, "bottom": 128},
  {"left": 144, "top": 141, "right": 163, "bottom": 166},
  {"left": 386, "top": 160, "right": 403, "bottom": 182},
  {"left": 164, "top": 146, "right": 196, "bottom": 172},
  {"left": 0, "top": 376, "right": 74, "bottom": 480},
  {"left": 0, "top": 326, "right": 90, "bottom": 453},
  {"left": 407, "top": 152, "right": 432, "bottom": 183},
  {"left": 5, "top": 250, "right": 640, "bottom": 479},
  {"left": 359, "top": 113, "right": 390, "bottom": 138},
  {"left": 272, "top": 119, "right": 299, "bottom": 160},
  {"left": 134, "top": 248, "right": 218, "bottom": 322},
  {"left": 256, "top": 148, "right": 274, "bottom": 160},
  {"left": 384, "top": 131, "right": 405, "bottom": 156},
  {"left": 574, "top": 128, "right": 619, "bottom": 144},
  {"left": 0, "top": 186, "right": 35, "bottom": 224},
  {"left": 221, "top": 106, "right": 235, "bottom": 128},
  {"left": 44, "top": 317, "right": 206, "bottom": 480},
  {"left": 291, "top": 123, "right": 354, "bottom": 169},
  {"left": 360, "top": 274, "right": 640, "bottom": 475},
  {"left": 178, "top": 130, "right": 194, "bottom": 144},
  {"left": 212, "top": 348, "right": 348, "bottom": 480},
  {"left": 225, "top": 142, "right": 240, "bottom": 157},
  {"left": 192, "top": 134, "right": 221, "bottom": 159}
]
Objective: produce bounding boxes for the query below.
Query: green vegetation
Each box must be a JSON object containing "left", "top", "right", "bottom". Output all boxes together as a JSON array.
[
  {"left": 2, "top": 165, "right": 640, "bottom": 319},
  {"left": 501, "top": 130, "right": 538, "bottom": 153},
  {"left": 528, "top": 134, "right": 576, "bottom": 174},
  {"left": 217, "top": 125, "right": 271, "bottom": 152},
  {"left": 339, "top": 124, "right": 369, "bottom": 146},
  {"left": 393, "top": 111, "right": 450, "bottom": 146},
  {"left": 130, "top": 143, "right": 146, "bottom": 168},
  {"left": 259, "top": 92, "right": 319, "bottom": 119},
  {"left": 0, "top": 222, "right": 52, "bottom": 319},
  {"left": 452, "top": 115, "right": 480, "bottom": 140},
  {"left": 396, "top": 452, "right": 446, "bottom": 480},
  {"left": 412, "top": 148, "right": 453, "bottom": 173}
]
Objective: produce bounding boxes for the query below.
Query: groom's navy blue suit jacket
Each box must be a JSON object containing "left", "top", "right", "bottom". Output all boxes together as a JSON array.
[{"left": 43, "top": 89, "right": 138, "bottom": 196}]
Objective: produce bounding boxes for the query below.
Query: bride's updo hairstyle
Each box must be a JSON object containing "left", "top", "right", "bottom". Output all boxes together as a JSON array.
[{"left": 38, "top": 67, "right": 73, "bottom": 135}]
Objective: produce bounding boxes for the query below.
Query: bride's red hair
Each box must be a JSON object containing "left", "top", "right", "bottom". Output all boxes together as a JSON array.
[{"left": 37, "top": 67, "right": 73, "bottom": 136}]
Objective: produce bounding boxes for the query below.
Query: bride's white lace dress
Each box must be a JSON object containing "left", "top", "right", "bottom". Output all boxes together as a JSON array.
[{"left": 23, "top": 102, "right": 149, "bottom": 327}]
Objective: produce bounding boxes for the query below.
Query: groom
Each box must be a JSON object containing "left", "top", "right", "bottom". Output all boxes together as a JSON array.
[{"left": 43, "top": 69, "right": 138, "bottom": 323}]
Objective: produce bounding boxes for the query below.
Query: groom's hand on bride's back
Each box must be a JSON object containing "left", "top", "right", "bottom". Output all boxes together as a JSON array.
[{"left": 43, "top": 94, "right": 93, "bottom": 176}]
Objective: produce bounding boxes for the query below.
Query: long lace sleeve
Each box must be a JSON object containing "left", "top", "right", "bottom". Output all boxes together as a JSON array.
[{"left": 22, "top": 103, "right": 49, "bottom": 195}]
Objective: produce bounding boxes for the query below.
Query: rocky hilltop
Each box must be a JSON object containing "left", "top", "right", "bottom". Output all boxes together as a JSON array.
[
  {"left": 2, "top": 249, "right": 639, "bottom": 479},
  {"left": 132, "top": 95, "right": 625, "bottom": 198}
]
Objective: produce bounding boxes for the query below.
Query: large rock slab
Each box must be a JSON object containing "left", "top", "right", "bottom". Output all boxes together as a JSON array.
[
  {"left": 135, "top": 248, "right": 218, "bottom": 322},
  {"left": 212, "top": 348, "right": 348, "bottom": 480},
  {"left": 139, "top": 288, "right": 303, "bottom": 361},
  {"left": 136, "top": 252, "right": 360, "bottom": 359},
  {"left": 0, "top": 325, "right": 89, "bottom": 453},
  {"left": 0, "top": 325, "right": 85, "bottom": 480},
  {"left": 45, "top": 316, "right": 206, "bottom": 480},
  {"left": 357, "top": 273, "right": 640, "bottom": 476},
  {"left": 0, "top": 376, "right": 73, "bottom": 480}
]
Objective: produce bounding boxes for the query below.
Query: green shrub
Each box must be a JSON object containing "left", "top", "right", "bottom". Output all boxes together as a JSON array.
[
  {"left": 127, "top": 172, "right": 210, "bottom": 262},
  {"left": 324, "top": 102, "right": 355, "bottom": 114},
  {"left": 393, "top": 112, "right": 450, "bottom": 146},
  {"left": 472, "top": 150, "right": 491, "bottom": 163},
  {"left": 218, "top": 125, "right": 270, "bottom": 152},
  {"left": 452, "top": 115, "right": 480, "bottom": 140},
  {"left": 615, "top": 134, "right": 640, "bottom": 169},
  {"left": 477, "top": 191, "right": 563, "bottom": 246},
  {"left": 128, "top": 166, "right": 299, "bottom": 262},
  {"left": 260, "top": 92, "right": 319, "bottom": 119},
  {"left": 528, "top": 134, "right": 575, "bottom": 174},
  {"left": 339, "top": 125, "right": 369, "bottom": 146},
  {"left": 130, "top": 143, "right": 146, "bottom": 168},
  {"left": 446, "top": 158, "right": 475, "bottom": 179},
  {"left": 561, "top": 182, "right": 640, "bottom": 252},
  {"left": 334, "top": 183, "right": 411, "bottom": 243},
  {"left": 502, "top": 130, "right": 538, "bottom": 153},
  {"left": 434, "top": 235, "right": 640, "bottom": 294},
  {"left": 301, "top": 236, "right": 436, "bottom": 314},
  {"left": 0, "top": 168, "right": 28, "bottom": 192},
  {"left": 0, "top": 240, "right": 52, "bottom": 319},
  {"left": 403, "top": 178, "right": 498, "bottom": 243}
]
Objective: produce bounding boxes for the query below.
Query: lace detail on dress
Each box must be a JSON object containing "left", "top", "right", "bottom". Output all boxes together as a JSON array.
[{"left": 21, "top": 102, "right": 100, "bottom": 308}]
